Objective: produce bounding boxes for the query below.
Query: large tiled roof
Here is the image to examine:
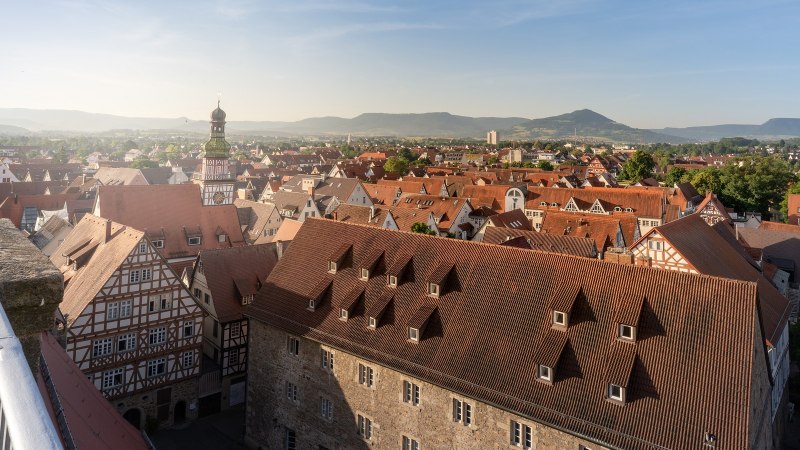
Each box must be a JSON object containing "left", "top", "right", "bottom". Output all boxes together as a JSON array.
[
  {"left": 365, "top": 184, "right": 400, "bottom": 206},
  {"left": 234, "top": 198, "right": 278, "bottom": 244},
  {"left": 38, "top": 332, "right": 149, "bottom": 450},
  {"left": 247, "top": 218, "right": 765, "bottom": 450},
  {"left": 526, "top": 186, "right": 664, "bottom": 219},
  {"left": 486, "top": 209, "right": 532, "bottom": 230},
  {"left": 483, "top": 227, "right": 597, "bottom": 258},
  {"left": 0, "top": 180, "right": 69, "bottom": 197},
  {"left": 540, "top": 211, "right": 638, "bottom": 251},
  {"left": 94, "top": 167, "right": 149, "bottom": 186},
  {"left": 94, "top": 184, "right": 245, "bottom": 261},
  {"left": 0, "top": 193, "right": 92, "bottom": 228},
  {"left": 191, "top": 244, "right": 279, "bottom": 322},
  {"left": 50, "top": 215, "right": 145, "bottom": 325}
]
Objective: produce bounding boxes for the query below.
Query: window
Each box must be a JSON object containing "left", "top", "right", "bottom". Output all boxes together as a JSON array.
[
  {"left": 213, "top": 320, "right": 219, "bottom": 338},
  {"left": 321, "top": 349, "right": 335, "bottom": 371},
  {"left": 648, "top": 240, "right": 663, "bottom": 251},
  {"left": 320, "top": 397, "right": 333, "bottom": 420},
  {"left": 308, "top": 299, "right": 316, "bottom": 309},
  {"left": 188, "top": 237, "right": 201, "bottom": 245},
  {"left": 357, "top": 414, "right": 372, "bottom": 439},
  {"left": 428, "top": 283, "right": 440, "bottom": 297},
  {"left": 204, "top": 293, "right": 210, "bottom": 304},
  {"left": 287, "top": 336, "right": 300, "bottom": 356},
  {"left": 553, "top": 310, "right": 567, "bottom": 326},
  {"left": 625, "top": 207, "right": 633, "bottom": 212},
  {"left": 92, "top": 338, "right": 113, "bottom": 358},
  {"left": 138, "top": 242, "right": 147, "bottom": 254},
  {"left": 129, "top": 270, "right": 140, "bottom": 284},
  {"left": 360, "top": 268, "right": 369, "bottom": 280},
  {"left": 102, "top": 368, "right": 124, "bottom": 389},
  {"left": 284, "top": 428, "right": 296, "bottom": 450},
  {"left": 147, "top": 358, "right": 166, "bottom": 377},
  {"left": 182, "top": 351, "right": 195, "bottom": 368},
  {"left": 148, "top": 295, "right": 170, "bottom": 312},
  {"left": 107, "top": 302, "right": 119, "bottom": 320},
  {"left": 402, "top": 436, "right": 419, "bottom": 450},
  {"left": 117, "top": 333, "right": 136, "bottom": 353},
  {"left": 230, "top": 322, "right": 241, "bottom": 338},
  {"left": 538, "top": 364, "right": 552, "bottom": 382},
  {"left": 152, "top": 239, "right": 164, "bottom": 249},
  {"left": 358, "top": 363, "right": 374, "bottom": 387},
  {"left": 120, "top": 299, "right": 132, "bottom": 317},
  {"left": 453, "top": 399, "right": 473, "bottom": 425},
  {"left": 327, "top": 261, "right": 337, "bottom": 273},
  {"left": 218, "top": 234, "right": 226, "bottom": 243},
  {"left": 608, "top": 383, "right": 624, "bottom": 401},
  {"left": 148, "top": 327, "right": 166, "bottom": 346},
  {"left": 388, "top": 275, "right": 398, "bottom": 287},
  {"left": 141, "top": 268, "right": 152, "bottom": 281},
  {"left": 510, "top": 420, "right": 532, "bottom": 448},
  {"left": 403, "top": 381, "right": 420, "bottom": 406},
  {"left": 242, "top": 294, "right": 254, "bottom": 305},
  {"left": 285, "top": 381, "right": 298, "bottom": 402},
  {"left": 193, "top": 288, "right": 201, "bottom": 299},
  {"left": 183, "top": 320, "right": 194, "bottom": 338},
  {"left": 340, "top": 308, "right": 349, "bottom": 320},
  {"left": 408, "top": 327, "right": 419, "bottom": 342},
  {"left": 618, "top": 324, "right": 635, "bottom": 341},
  {"left": 368, "top": 317, "right": 377, "bottom": 328}
]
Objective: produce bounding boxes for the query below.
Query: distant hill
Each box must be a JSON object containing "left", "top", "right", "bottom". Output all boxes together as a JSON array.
[
  {"left": 0, "top": 124, "right": 29, "bottom": 135},
  {"left": 652, "top": 118, "right": 800, "bottom": 141},
  {"left": 503, "top": 109, "right": 689, "bottom": 144}
]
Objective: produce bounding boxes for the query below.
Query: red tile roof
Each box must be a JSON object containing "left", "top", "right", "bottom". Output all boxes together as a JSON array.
[
  {"left": 526, "top": 186, "right": 664, "bottom": 219},
  {"left": 246, "top": 218, "right": 768, "bottom": 450},
  {"left": 540, "top": 211, "right": 638, "bottom": 251},
  {"left": 482, "top": 227, "right": 598, "bottom": 258}
]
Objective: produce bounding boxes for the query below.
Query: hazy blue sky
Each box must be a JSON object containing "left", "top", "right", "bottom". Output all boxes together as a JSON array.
[{"left": 3, "top": 0, "right": 799, "bottom": 127}]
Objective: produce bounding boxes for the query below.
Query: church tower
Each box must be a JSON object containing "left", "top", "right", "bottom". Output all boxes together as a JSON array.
[{"left": 198, "top": 101, "right": 235, "bottom": 206}]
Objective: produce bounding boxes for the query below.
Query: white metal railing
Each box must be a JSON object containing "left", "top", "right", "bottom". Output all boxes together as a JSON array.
[{"left": 0, "top": 302, "right": 63, "bottom": 450}]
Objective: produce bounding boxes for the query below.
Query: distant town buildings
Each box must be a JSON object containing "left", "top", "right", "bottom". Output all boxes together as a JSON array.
[{"left": 487, "top": 129, "right": 498, "bottom": 145}]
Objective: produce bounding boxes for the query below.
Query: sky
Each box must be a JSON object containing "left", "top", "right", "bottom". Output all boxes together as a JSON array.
[{"left": 2, "top": 0, "right": 799, "bottom": 128}]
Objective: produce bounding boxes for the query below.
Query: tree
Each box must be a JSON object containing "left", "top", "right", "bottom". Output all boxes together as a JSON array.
[
  {"left": 717, "top": 156, "right": 795, "bottom": 217},
  {"left": 397, "top": 147, "right": 417, "bottom": 162},
  {"left": 486, "top": 156, "right": 499, "bottom": 165},
  {"left": 537, "top": 160, "right": 554, "bottom": 171},
  {"left": 410, "top": 222, "right": 437, "bottom": 235},
  {"left": 617, "top": 150, "right": 654, "bottom": 182},
  {"left": 686, "top": 168, "right": 722, "bottom": 196},
  {"left": 384, "top": 156, "right": 410, "bottom": 175},
  {"left": 664, "top": 167, "right": 687, "bottom": 186},
  {"left": 130, "top": 157, "right": 159, "bottom": 169},
  {"left": 415, "top": 157, "right": 432, "bottom": 166},
  {"left": 53, "top": 147, "right": 70, "bottom": 164},
  {"left": 339, "top": 144, "right": 358, "bottom": 159}
]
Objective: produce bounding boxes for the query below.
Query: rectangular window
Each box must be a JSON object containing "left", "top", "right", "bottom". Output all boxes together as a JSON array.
[
  {"left": 358, "top": 363, "right": 374, "bottom": 387},
  {"left": 402, "top": 436, "right": 420, "bottom": 450},
  {"left": 388, "top": 275, "right": 398, "bottom": 287},
  {"left": 138, "top": 242, "right": 147, "bottom": 254},
  {"left": 464, "top": 402, "right": 472, "bottom": 425},
  {"left": 107, "top": 302, "right": 119, "bottom": 320},
  {"left": 511, "top": 420, "right": 521, "bottom": 445},
  {"left": 148, "top": 294, "right": 170, "bottom": 312},
  {"left": 340, "top": 308, "right": 349, "bottom": 320},
  {"left": 538, "top": 364, "right": 552, "bottom": 381},
  {"left": 619, "top": 324, "right": 634, "bottom": 340},
  {"left": 152, "top": 239, "right": 164, "bottom": 249},
  {"left": 102, "top": 368, "right": 124, "bottom": 389},
  {"left": 408, "top": 327, "right": 419, "bottom": 341},
  {"left": 188, "top": 237, "right": 201, "bottom": 245},
  {"left": 148, "top": 327, "right": 167, "bottom": 346},
  {"left": 193, "top": 288, "right": 201, "bottom": 299},
  {"left": 285, "top": 381, "right": 298, "bottom": 402},
  {"left": 230, "top": 322, "right": 241, "bottom": 338},
  {"left": 357, "top": 414, "right": 372, "bottom": 439},
  {"left": 129, "top": 270, "right": 140, "bottom": 284},
  {"left": 320, "top": 397, "right": 333, "bottom": 420},
  {"left": 284, "top": 428, "right": 296, "bottom": 450},
  {"left": 327, "top": 261, "right": 337, "bottom": 273},
  {"left": 360, "top": 268, "right": 369, "bottom": 280},
  {"left": 92, "top": 338, "right": 113, "bottom": 358},
  {"left": 368, "top": 317, "right": 377, "bottom": 328},
  {"left": 428, "top": 283, "right": 439, "bottom": 297},
  {"left": 120, "top": 299, "right": 132, "bottom": 317},
  {"left": 141, "top": 268, "right": 152, "bottom": 281},
  {"left": 403, "top": 381, "right": 420, "bottom": 406},
  {"left": 648, "top": 240, "right": 663, "bottom": 251},
  {"left": 117, "top": 333, "right": 136, "bottom": 353},
  {"left": 204, "top": 293, "right": 210, "bottom": 304},
  {"left": 321, "top": 349, "right": 335, "bottom": 371},
  {"left": 183, "top": 320, "right": 194, "bottom": 338},
  {"left": 228, "top": 350, "right": 240, "bottom": 366},
  {"left": 524, "top": 424, "right": 532, "bottom": 449},
  {"left": 608, "top": 384, "right": 624, "bottom": 401},
  {"left": 552, "top": 310, "right": 566, "bottom": 326},
  {"left": 242, "top": 294, "right": 254, "bottom": 305},
  {"left": 147, "top": 357, "right": 166, "bottom": 377},
  {"left": 182, "top": 351, "right": 195, "bottom": 368},
  {"left": 287, "top": 336, "right": 300, "bottom": 356}
]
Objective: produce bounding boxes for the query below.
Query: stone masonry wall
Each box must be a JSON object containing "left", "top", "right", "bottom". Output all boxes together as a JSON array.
[{"left": 245, "top": 320, "right": 609, "bottom": 450}]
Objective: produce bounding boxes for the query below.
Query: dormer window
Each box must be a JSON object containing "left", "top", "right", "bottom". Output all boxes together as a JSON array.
[
  {"left": 704, "top": 432, "right": 717, "bottom": 448},
  {"left": 152, "top": 239, "right": 164, "bottom": 249},
  {"left": 387, "top": 275, "right": 398, "bottom": 287},
  {"left": 408, "top": 327, "right": 420, "bottom": 342},
  {"left": 340, "top": 308, "right": 349, "bottom": 321},
  {"left": 618, "top": 324, "right": 636, "bottom": 341},
  {"left": 608, "top": 384, "right": 625, "bottom": 402},
  {"left": 625, "top": 207, "right": 633, "bottom": 212},
  {"left": 308, "top": 299, "right": 316, "bottom": 310},
  {"left": 368, "top": 317, "right": 377, "bottom": 329},
  {"left": 328, "top": 261, "right": 337, "bottom": 273},
  {"left": 539, "top": 201, "right": 547, "bottom": 206},
  {"left": 428, "top": 283, "right": 440, "bottom": 297},
  {"left": 537, "top": 364, "right": 552, "bottom": 382},
  {"left": 360, "top": 268, "right": 370, "bottom": 281},
  {"left": 552, "top": 310, "right": 567, "bottom": 327},
  {"left": 614, "top": 206, "right": 622, "bottom": 212},
  {"left": 188, "top": 236, "right": 201, "bottom": 246},
  {"left": 218, "top": 234, "right": 227, "bottom": 243},
  {"left": 550, "top": 202, "right": 558, "bottom": 207}
]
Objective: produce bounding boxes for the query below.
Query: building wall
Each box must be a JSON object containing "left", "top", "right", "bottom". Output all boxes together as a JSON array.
[
  {"left": 630, "top": 232, "right": 694, "bottom": 273},
  {"left": 115, "top": 377, "right": 199, "bottom": 429},
  {"left": 748, "top": 311, "right": 780, "bottom": 450},
  {"left": 245, "top": 320, "right": 608, "bottom": 450}
]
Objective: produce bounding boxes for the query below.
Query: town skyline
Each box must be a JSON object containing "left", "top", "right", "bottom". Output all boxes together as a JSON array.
[{"left": 4, "top": 0, "right": 800, "bottom": 129}]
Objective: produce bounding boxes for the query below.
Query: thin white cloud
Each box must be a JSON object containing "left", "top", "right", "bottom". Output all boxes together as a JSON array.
[{"left": 284, "top": 21, "right": 443, "bottom": 47}]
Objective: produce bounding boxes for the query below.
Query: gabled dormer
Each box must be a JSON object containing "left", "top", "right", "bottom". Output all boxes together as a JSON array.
[
  {"left": 366, "top": 291, "right": 393, "bottom": 329},
  {"left": 589, "top": 199, "right": 607, "bottom": 215},
  {"left": 563, "top": 197, "right": 580, "bottom": 212},
  {"left": 359, "top": 250, "right": 384, "bottom": 281},
  {"left": 549, "top": 283, "right": 581, "bottom": 330},
  {"left": 386, "top": 252, "right": 413, "bottom": 288},
  {"left": 535, "top": 330, "right": 568, "bottom": 385},
  {"left": 327, "top": 243, "right": 352, "bottom": 274},
  {"left": 407, "top": 303, "right": 436, "bottom": 343},
  {"left": 339, "top": 286, "right": 365, "bottom": 321},
  {"left": 307, "top": 278, "right": 333, "bottom": 312},
  {"left": 427, "top": 263, "right": 455, "bottom": 298},
  {"left": 605, "top": 343, "right": 636, "bottom": 405},
  {"left": 615, "top": 293, "right": 645, "bottom": 343}
]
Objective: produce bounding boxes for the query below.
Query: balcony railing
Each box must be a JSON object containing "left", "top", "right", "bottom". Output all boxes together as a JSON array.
[{"left": 0, "top": 302, "right": 63, "bottom": 450}]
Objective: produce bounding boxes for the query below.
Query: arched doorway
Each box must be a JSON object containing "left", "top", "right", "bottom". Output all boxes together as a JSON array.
[
  {"left": 123, "top": 408, "right": 142, "bottom": 429},
  {"left": 174, "top": 400, "right": 187, "bottom": 424}
]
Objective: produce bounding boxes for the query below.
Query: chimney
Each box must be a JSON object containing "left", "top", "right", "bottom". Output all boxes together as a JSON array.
[
  {"left": 369, "top": 205, "right": 376, "bottom": 221},
  {"left": 307, "top": 185, "right": 315, "bottom": 197},
  {"left": 276, "top": 240, "right": 284, "bottom": 260},
  {"left": 105, "top": 219, "right": 112, "bottom": 243},
  {"left": 332, "top": 211, "right": 338, "bottom": 221}
]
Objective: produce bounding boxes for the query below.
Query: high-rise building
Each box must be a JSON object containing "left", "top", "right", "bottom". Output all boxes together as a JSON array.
[
  {"left": 197, "top": 102, "right": 234, "bottom": 206},
  {"left": 487, "top": 130, "right": 498, "bottom": 145}
]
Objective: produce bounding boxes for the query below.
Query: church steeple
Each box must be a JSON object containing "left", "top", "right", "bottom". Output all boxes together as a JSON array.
[{"left": 197, "top": 101, "right": 235, "bottom": 205}]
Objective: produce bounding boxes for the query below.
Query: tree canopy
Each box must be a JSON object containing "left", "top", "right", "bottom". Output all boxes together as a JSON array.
[
  {"left": 384, "top": 156, "right": 410, "bottom": 175},
  {"left": 617, "top": 150, "right": 655, "bottom": 182},
  {"left": 130, "top": 157, "right": 159, "bottom": 169},
  {"left": 411, "top": 222, "right": 437, "bottom": 235}
]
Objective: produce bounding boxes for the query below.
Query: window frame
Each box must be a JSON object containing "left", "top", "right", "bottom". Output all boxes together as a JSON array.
[
  {"left": 117, "top": 333, "right": 136, "bottom": 353},
  {"left": 618, "top": 323, "right": 635, "bottom": 341},
  {"left": 608, "top": 383, "right": 624, "bottom": 402},
  {"left": 538, "top": 364, "right": 552, "bottom": 382},
  {"left": 148, "top": 327, "right": 167, "bottom": 346},
  {"left": 147, "top": 357, "right": 167, "bottom": 378},
  {"left": 428, "top": 282, "right": 440, "bottom": 297},
  {"left": 92, "top": 338, "right": 113, "bottom": 358},
  {"left": 552, "top": 310, "right": 567, "bottom": 326},
  {"left": 102, "top": 368, "right": 124, "bottom": 389}
]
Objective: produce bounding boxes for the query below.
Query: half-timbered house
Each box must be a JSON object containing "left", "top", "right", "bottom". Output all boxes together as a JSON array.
[{"left": 51, "top": 214, "right": 204, "bottom": 429}]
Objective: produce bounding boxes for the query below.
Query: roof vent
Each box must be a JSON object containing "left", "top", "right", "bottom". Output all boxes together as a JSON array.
[{"left": 703, "top": 432, "right": 717, "bottom": 448}]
